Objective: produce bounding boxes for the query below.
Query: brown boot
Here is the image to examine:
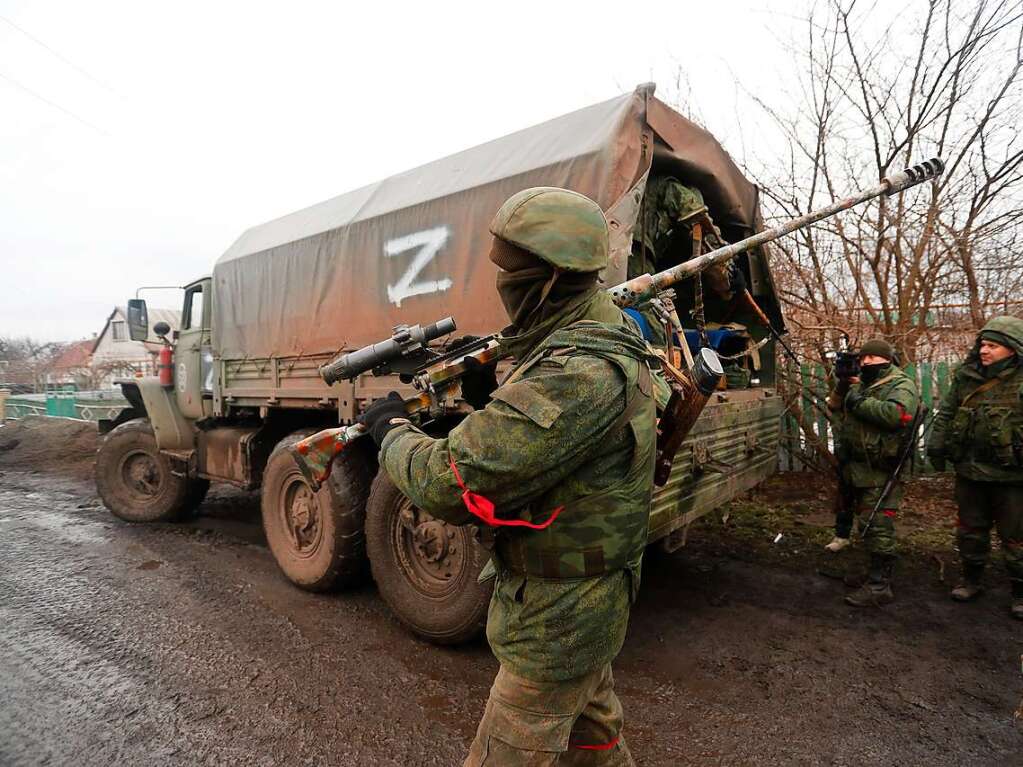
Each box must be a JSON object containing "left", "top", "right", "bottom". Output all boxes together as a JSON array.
[
  {"left": 845, "top": 554, "right": 894, "bottom": 607},
  {"left": 951, "top": 564, "right": 984, "bottom": 602}
]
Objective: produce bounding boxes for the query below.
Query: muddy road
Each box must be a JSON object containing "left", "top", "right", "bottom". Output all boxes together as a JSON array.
[{"left": 0, "top": 420, "right": 1020, "bottom": 765}]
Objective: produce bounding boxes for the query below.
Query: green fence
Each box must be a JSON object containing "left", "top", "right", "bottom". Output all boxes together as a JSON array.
[
  {"left": 778, "top": 361, "right": 951, "bottom": 474},
  {"left": 3, "top": 391, "right": 129, "bottom": 423}
]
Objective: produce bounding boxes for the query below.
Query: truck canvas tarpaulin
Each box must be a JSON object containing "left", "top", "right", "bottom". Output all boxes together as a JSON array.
[{"left": 212, "top": 84, "right": 775, "bottom": 361}]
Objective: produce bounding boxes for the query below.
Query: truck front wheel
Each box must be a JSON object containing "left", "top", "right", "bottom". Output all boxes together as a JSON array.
[
  {"left": 95, "top": 418, "right": 204, "bottom": 522},
  {"left": 365, "top": 472, "right": 490, "bottom": 645},
  {"left": 261, "top": 431, "right": 371, "bottom": 592}
]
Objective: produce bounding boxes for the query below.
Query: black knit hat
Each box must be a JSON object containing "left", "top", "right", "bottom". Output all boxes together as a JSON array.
[{"left": 859, "top": 339, "right": 895, "bottom": 362}]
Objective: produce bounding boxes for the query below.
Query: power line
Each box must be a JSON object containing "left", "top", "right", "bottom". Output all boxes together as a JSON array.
[
  {"left": 0, "top": 71, "right": 109, "bottom": 136},
  {"left": 0, "top": 14, "right": 121, "bottom": 99}
]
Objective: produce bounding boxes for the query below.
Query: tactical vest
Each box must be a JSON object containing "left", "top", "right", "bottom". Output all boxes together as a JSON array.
[
  {"left": 837, "top": 366, "right": 916, "bottom": 470},
  {"left": 493, "top": 322, "right": 658, "bottom": 580},
  {"left": 945, "top": 363, "right": 1023, "bottom": 469}
]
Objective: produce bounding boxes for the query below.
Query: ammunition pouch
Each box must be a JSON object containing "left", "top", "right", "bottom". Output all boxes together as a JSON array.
[
  {"left": 946, "top": 407, "right": 972, "bottom": 464},
  {"left": 976, "top": 405, "right": 1023, "bottom": 468}
]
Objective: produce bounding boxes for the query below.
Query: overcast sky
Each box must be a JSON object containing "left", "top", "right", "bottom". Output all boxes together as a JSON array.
[{"left": 0, "top": 0, "right": 795, "bottom": 341}]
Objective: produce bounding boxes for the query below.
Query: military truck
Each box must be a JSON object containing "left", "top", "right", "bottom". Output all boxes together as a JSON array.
[{"left": 95, "top": 83, "right": 785, "bottom": 644}]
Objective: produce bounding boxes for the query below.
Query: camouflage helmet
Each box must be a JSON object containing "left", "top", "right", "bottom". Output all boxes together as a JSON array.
[
  {"left": 489, "top": 187, "right": 608, "bottom": 272},
  {"left": 978, "top": 315, "right": 1023, "bottom": 356}
]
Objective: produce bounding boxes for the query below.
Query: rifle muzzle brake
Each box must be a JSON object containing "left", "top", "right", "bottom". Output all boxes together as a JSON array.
[{"left": 883, "top": 157, "right": 944, "bottom": 195}]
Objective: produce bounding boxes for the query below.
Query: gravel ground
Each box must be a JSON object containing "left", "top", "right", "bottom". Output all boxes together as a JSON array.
[{"left": 0, "top": 418, "right": 1020, "bottom": 765}]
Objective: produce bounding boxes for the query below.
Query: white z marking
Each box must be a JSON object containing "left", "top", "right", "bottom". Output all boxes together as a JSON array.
[{"left": 384, "top": 226, "right": 452, "bottom": 307}]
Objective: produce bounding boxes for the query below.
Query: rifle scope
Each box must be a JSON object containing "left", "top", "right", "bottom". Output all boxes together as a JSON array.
[{"left": 319, "top": 317, "right": 457, "bottom": 384}]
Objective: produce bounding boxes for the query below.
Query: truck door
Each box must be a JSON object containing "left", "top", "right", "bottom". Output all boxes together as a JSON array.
[{"left": 176, "top": 279, "right": 214, "bottom": 420}]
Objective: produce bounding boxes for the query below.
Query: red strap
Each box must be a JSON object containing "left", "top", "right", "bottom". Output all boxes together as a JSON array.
[
  {"left": 571, "top": 736, "right": 620, "bottom": 751},
  {"left": 448, "top": 456, "right": 561, "bottom": 530}
]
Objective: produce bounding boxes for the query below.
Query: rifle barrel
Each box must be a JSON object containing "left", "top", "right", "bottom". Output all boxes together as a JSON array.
[{"left": 607, "top": 157, "right": 944, "bottom": 308}]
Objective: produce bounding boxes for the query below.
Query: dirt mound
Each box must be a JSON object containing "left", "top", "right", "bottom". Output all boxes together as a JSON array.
[{"left": 0, "top": 417, "right": 98, "bottom": 482}]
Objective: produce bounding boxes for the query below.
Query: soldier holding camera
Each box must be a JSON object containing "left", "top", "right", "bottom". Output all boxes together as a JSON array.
[{"left": 826, "top": 340, "right": 920, "bottom": 606}]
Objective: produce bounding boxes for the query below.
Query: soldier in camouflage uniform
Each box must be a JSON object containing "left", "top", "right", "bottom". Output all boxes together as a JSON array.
[
  {"left": 927, "top": 316, "right": 1023, "bottom": 620},
  {"left": 628, "top": 177, "right": 741, "bottom": 347},
  {"left": 826, "top": 339, "right": 919, "bottom": 607},
  {"left": 358, "top": 187, "right": 657, "bottom": 765}
]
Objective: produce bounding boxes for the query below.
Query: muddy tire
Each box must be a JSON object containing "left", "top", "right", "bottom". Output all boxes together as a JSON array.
[
  {"left": 366, "top": 472, "right": 491, "bottom": 645},
  {"left": 95, "top": 419, "right": 202, "bottom": 523},
  {"left": 261, "top": 431, "right": 371, "bottom": 592}
]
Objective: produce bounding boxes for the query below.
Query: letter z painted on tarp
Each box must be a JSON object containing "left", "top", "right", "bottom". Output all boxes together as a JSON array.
[{"left": 384, "top": 226, "right": 453, "bottom": 307}]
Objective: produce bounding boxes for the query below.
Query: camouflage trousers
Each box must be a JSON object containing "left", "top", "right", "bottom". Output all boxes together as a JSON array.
[
  {"left": 464, "top": 664, "right": 635, "bottom": 766},
  {"left": 954, "top": 477, "right": 1023, "bottom": 582},
  {"left": 835, "top": 481, "right": 902, "bottom": 556}
]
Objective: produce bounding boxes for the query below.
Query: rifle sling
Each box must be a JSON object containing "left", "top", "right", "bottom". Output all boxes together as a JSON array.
[{"left": 959, "top": 376, "right": 1003, "bottom": 408}]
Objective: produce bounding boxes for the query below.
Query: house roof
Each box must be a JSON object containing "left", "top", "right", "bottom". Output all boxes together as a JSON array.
[
  {"left": 92, "top": 306, "right": 182, "bottom": 353},
  {"left": 51, "top": 339, "right": 94, "bottom": 370}
]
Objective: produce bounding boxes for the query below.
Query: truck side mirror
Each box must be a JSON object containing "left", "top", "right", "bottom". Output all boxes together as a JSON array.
[{"left": 127, "top": 299, "right": 149, "bottom": 341}]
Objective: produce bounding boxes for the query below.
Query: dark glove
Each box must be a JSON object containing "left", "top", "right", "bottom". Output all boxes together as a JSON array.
[
  {"left": 460, "top": 356, "right": 499, "bottom": 410},
  {"left": 356, "top": 391, "right": 409, "bottom": 448},
  {"left": 927, "top": 450, "right": 947, "bottom": 472},
  {"left": 845, "top": 388, "right": 865, "bottom": 413},
  {"left": 728, "top": 260, "right": 747, "bottom": 295}
]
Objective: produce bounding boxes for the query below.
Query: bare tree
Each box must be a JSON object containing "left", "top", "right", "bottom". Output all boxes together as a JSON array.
[
  {"left": 0, "top": 337, "right": 67, "bottom": 392},
  {"left": 743, "top": 0, "right": 1023, "bottom": 363}
]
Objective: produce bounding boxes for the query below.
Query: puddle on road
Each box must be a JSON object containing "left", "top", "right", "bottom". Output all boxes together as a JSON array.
[{"left": 138, "top": 560, "right": 163, "bottom": 571}]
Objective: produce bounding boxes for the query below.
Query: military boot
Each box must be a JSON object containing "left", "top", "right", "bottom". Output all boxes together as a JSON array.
[
  {"left": 1011, "top": 581, "right": 1023, "bottom": 621},
  {"left": 950, "top": 563, "right": 985, "bottom": 602},
  {"left": 845, "top": 554, "right": 894, "bottom": 607}
]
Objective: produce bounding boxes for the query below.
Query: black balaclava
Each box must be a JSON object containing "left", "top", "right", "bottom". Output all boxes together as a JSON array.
[{"left": 489, "top": 237, "right": 601, "bottom": 359}]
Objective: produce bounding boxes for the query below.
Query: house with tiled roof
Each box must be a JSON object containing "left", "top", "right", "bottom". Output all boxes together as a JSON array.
[{"left": 48, "top": 339, "right": 95, "bottom": 388}]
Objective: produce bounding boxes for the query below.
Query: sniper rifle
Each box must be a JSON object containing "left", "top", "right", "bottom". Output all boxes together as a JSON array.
[{"left": 291, "top": 158, "right": 945, "bottom": 490}]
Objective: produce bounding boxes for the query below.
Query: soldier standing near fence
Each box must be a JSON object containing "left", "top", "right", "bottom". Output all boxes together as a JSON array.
[
  {"left": 826, "top": 340, "right": 920, "bottom": 607},
  {"left": 927, "top": 316, "right": 1023, "bottom": 620},
  {"left": 358, "top": 187, "right": 656, "bottom": 765}
]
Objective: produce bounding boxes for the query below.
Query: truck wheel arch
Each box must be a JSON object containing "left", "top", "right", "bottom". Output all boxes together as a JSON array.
[{"left": 107, "top": 379, "right": 194, "bottom": 450}]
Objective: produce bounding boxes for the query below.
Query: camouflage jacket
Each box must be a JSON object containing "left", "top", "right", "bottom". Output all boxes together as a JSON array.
[
  {"left": 929, "top": 316, "right": 1023, "bottom": 483},
  {"left": 834, "top": 364, "right": 919, "bottom": 488},
  {"left": 380, "top": 317, "right": 658, "bottom": 682}
]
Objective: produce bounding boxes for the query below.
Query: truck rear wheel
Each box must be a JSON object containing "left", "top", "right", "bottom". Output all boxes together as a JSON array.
[
  {"left": 261, "top": 431, "right": 371, "bottom": 592},
  {"left": 366, "top": 472, "right": 490, "bottom": 645},
  {"left": 95, "top": 418, "right": 204, "bottom": 523}
]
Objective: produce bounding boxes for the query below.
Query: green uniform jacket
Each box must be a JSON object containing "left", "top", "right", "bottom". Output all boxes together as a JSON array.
[
  {"left": 835, "top": 364, "right": 919, "bottom": 487},
  {"left": 929, "top": 316, "right": 1023, "bottom": 484},
  {"left": 380, "top": 307, "right": 657, "bottom": 682}
]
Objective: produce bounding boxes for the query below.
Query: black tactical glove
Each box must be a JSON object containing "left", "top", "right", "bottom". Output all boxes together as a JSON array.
[
  {"left": 728, "top": 260, "right": 747, "bottom": 295},
  {"left": 844, "top": 388, "right": 866, "bottom": 413},
  {"left": 460, "top": 357, "right": 499, "bottom": 410},
  {"left": 356, "top": 391, "right": 409, "bottom": 448},
  {"left": 447, "top": 335, "right": 499, "bottom": 410}
]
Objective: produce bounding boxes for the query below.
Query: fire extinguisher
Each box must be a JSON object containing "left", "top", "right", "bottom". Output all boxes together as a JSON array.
[{"left": 158, "top": 343, "right": 174, "bottom": 388}]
